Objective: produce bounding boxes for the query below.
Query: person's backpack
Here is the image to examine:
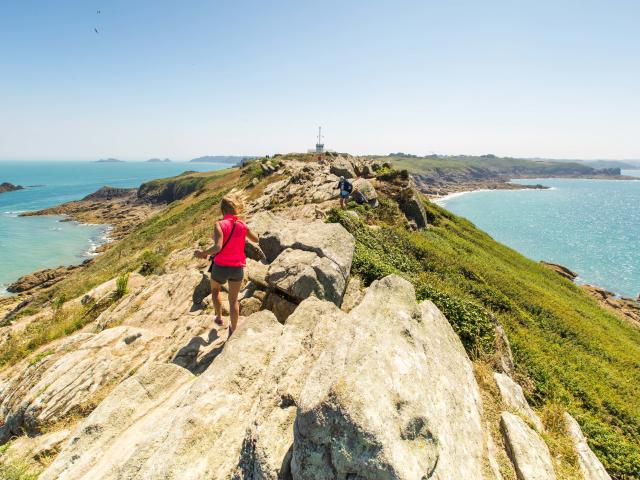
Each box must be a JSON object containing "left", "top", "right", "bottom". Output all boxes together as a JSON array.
[{"left": 342, "top": 180, "right": 353, "bottom": 193}]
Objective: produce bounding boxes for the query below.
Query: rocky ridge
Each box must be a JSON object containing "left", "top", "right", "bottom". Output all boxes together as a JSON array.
[
  {"left": 0, "top": 154, "right": 611, "bottom": 479},
  {"left": 21, "top": 187, "right": 160, "bottom": 245}
]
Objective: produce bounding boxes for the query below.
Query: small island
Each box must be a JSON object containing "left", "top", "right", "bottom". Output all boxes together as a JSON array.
[
  {"left": 146, "top": 158, "right": 171, "bottom": 163},
  {"left": 0, "top": 182, "right": 24, "bottom": 194},
  {"left": 95, "top": 158, "right": 125, "bottom": 163}
]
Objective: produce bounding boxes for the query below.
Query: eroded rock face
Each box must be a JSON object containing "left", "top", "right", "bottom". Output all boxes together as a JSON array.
[
  {"left": 249, "top": 212, "right": 354, "bottom": 308},
  {"left": 501, "top": 412, "right": 556, "bottom": 480},
  {"left": 0, "top": 326, "right": 165, "bottom": 444},
  {"left": 37, "top": 275, "right": 490, "bottom": 480},
  {"left": 268, "top": 248, "right": 345, "bottom": 306},
  {"left": 292, "top": 275, "right": 485, "bottom": 480},
  {"left": 41, "top": 312, "right": 283, "bottom": 480},
  {"left": 494, "top": 372, "right": 543, "bottom": 432},
  {"left": 398, "top": 186, "right": 429, "bottom": 229},
  {"left": 249, "top": 212, "right": 354, "bottom": 278},
  {"left": 329, "top": 156, "right": 356, "bottom": 178},
  {"left": 563, "top": 413, "right": 611, "bottom": 480},
  {"left": 7, "top": 264, "right": 81, "bottom": 293}
]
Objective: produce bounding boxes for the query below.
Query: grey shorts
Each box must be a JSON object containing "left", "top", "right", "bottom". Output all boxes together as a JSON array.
[{"left": 209, "top": 263, "right": 245, "bottom": 284}]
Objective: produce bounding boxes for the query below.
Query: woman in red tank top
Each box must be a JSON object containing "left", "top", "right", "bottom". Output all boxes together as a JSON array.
[{"left": 194, "top": 195, "right": 259, "bottom": 335}]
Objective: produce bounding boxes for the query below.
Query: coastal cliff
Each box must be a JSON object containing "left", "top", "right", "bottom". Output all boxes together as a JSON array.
[
  {"left": 1, "top": 154, "right": 635, "bottom": 479},
  {"left": 380, "top": 154, "right": 633, "bottom": 197}
]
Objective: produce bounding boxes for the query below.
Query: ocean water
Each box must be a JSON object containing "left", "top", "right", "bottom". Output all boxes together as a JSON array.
[
  {"left": 0, "top": 161, "right": 227, "bottom": 293},
  {"left": 438, "top": 170, "right": 640, "bottom": 299}
]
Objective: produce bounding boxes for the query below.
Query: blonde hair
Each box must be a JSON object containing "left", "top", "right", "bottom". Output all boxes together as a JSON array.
[{"left": 220, "top": 194, "right": 244, "bottom": 216}]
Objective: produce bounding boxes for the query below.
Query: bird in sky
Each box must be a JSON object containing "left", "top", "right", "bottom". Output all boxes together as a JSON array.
[{"left": 94, "top": 27, "right": 99, "bottom": 34}]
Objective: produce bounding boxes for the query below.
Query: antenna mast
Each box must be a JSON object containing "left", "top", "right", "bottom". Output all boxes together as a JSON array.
[{"left": 315, "top": 126, "right": 325, "bottom": 154}]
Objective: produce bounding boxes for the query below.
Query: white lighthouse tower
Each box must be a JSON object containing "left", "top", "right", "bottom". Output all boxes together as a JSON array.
[{"left": 315, "top": 126, "right": 324, "bottom": 154}]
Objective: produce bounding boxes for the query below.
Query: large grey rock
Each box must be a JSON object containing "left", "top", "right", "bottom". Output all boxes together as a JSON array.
[
  {"left": 494, "top": 372, "right": 544, "bottom": 432},
  {"left": 292, "top": 275, "right": 485, "bottom": 480},
  {"left": 563, "top": 412, "right": 611, "bottom": 480},
  {"left": 0, "top": 325, "right": 164, "bottom": 444},
  {"left": 501, "top": 411, "right": 556, "bottom": 480},
  {"left": 248, "top": 213, "right": 354, "bottom": 278},
  {"left": 235, "top": 298, "right": 342, "bottom": 479},
  {"left": 398, "top": 187, "right": 429, "bottom": 229},
  {"left": 329, "top": 156, "right": 356, "bottom": 179},
  {"left": 40, "top": 311, "right": 283, "bottom": 480},
  {"left": 267, "top": 248, "right": 345, "bottom": 306}
]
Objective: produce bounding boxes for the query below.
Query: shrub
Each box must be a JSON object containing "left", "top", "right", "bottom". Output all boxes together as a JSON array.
[
  {"left": 139, "top": 249, "right": 163, "bottom": 276},
  {"left": 114, "top": 273, "right": 129, "bottom": 299},
  {"left": 52, "top": 293, "right": 66, "bottom": 312},
  {"left": 415, "top": 285, "right": 495, "bottom": 354}
]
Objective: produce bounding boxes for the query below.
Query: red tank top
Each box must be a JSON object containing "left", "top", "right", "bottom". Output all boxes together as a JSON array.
[{"left": 213, "top": 214, "right": 247, "bottom": 267}]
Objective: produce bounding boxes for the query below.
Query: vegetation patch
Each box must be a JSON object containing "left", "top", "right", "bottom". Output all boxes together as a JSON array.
[
  {"left": 138, "top": 249, "right": 165, "bottom": 276},
  {"left": 328, "top": 195, "right": 640, "bottom": 477}
]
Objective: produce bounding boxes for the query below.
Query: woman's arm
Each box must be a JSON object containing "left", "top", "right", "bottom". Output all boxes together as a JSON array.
[
  {"left": 194, "top": 222, "right": 224, "bottom": 258},
  {"left": 246, "top": 227, "right": 259, "bottom": 243}
]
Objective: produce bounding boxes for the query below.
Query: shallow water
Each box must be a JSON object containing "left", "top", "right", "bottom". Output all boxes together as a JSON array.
[
  {"left": 438, "top": 170, "right": 640, "bottom": 298},
  {"left": 0, "top": 161, "right": 227, "bottom": 293}
]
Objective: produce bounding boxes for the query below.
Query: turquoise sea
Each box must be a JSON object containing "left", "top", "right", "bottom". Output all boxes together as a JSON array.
[
  {"left": 439, "top": 170, "right": 640, "bottom": 299},
  {"left": 0, "top": 161, "right": 227, "bottom": 294}
]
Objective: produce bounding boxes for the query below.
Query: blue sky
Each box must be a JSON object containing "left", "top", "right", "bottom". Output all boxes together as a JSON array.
[{"left": 1, "top": 0, "right": 639, "bottom": 160}]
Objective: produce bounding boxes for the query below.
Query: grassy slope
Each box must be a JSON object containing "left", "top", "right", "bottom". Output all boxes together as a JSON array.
[
  {"left": 381, "top": 154, "right": 595, "bottom": 176},
  {"left": 330, "top": 197, "right": 640, "bottom": 478}
]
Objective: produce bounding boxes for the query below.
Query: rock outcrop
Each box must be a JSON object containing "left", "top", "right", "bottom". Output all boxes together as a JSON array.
[
  {"left": 7, "top": 263, "right": 84, "bottom": 293},
  {"left": 563, "top": 413, "right": 611, "bottom": 480},
  {"left": 540, "top": 261, "right": 578, "bottom": 281},
  {"left": 329, "top": 155, "right": 356, "bottom": 178},
  {"left": 0, "top": 182, "right": 24, "bottom": 193},
  {"left": 494, "top": 372, "right": 543, "bottom": 432},
  {"left": 540, "top": 262, "right": 640, "bottom": 326},
  {"left": 292, "top": 276, "right": 485, "bottom": 479},
  {"left": 581, "top": 284, "right": 640, "bottom": 326},
  {"left": 22, "top": 185, "right": 159, "bottom": 242},
  {"left": 38, "top": 275, "right": 487, "bottom": 480},
  {"left": 0, "top": 325, "right": 165, "bottom": 444},
  {"left": 501, "top": 412, "right": 556, "bottom": 480},
  {"left": 248, "top": 212, "right": 354, "bottom": 311},
  {"left": 398, "top": 185, "right": 429, "bottom": 229}
]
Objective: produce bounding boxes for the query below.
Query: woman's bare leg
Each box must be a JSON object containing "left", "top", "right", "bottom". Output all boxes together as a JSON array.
[
  {"left": 228, "top": 280, "right": 242, "bottom": 333},
  {"left": 210, "top": 279, "right": 223, "bottom": 324}
]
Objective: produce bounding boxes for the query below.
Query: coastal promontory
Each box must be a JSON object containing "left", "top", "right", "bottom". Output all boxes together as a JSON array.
[{"left": 0, "top": 182, "right": 24, "bottom": 194}]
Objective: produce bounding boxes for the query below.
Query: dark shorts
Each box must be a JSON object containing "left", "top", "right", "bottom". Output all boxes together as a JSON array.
[
  {"left": 340, "top": 190, "right": 350, "bottom": 199},
  {"left": 209, "top": 263, "right": 245, "bottom": 284}
]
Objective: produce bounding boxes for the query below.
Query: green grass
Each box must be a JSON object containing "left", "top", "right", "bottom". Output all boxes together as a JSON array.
[
  {"left": 378, "top": 153, "right": 595, "bottom": 177},
  {"left": 329, "top": 199, "right": 640, "bottom": 478},
  {"left": 0, "top": 461, "right": 39, "bottom": 480}
]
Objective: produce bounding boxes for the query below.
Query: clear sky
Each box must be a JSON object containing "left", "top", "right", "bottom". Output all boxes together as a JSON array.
[{"left": 1, "top": 0, "right": 639, "bottom": 160}]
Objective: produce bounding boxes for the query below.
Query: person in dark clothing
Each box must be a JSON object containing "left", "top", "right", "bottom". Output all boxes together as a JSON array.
[
  {"left": 352, "top": 188, "right": 367, "bottom": 205},
  {"left": 336, "top": 176, "right": 353, "bottom": 209}
]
